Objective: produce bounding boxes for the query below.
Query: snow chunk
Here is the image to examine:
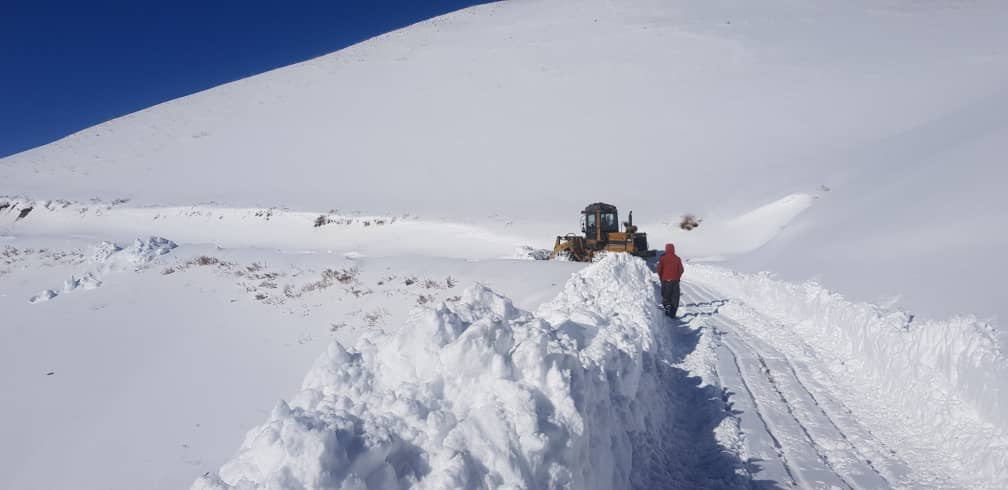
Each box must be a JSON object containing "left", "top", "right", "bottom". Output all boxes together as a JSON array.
[
  {"left": 510, "top": 245, "right": 551, "bottom": 261},
  {"left": 62, "top": 273, "right": 102, "bottom": 292},
  {"left": 28, "top": 289, "right": 58, "bottom": 303},
  {"left": 125, "top": 236, "right": 177, "bottom": 267},
  {"left": 195, "top": 254, "right": 678, "bottom": 490},
  {"left": 87, "top": 241, "right": 122, "bottom": 264}
]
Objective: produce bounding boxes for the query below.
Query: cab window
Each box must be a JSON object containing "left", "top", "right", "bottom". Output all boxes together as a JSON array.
[{"left": 601, "top": 212, "right": 618, "bottom": 232}]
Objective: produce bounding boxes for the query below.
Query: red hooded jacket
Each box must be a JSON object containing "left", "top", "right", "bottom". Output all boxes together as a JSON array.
[{"left": 657, "top": 243, "right": 684, "bottom": 282}]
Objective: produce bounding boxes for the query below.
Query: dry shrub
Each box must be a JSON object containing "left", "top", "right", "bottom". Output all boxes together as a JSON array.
[
  {"left": 322, "top": 267, "right": 358, "bottom": 284},
  {"left": 679, "top": 214, "right": 702, "bottom": 231},
  {"left": 163, "top": 255, "right": 229, "bottom": 274},
  {"left": 195, "top": 256, "right": 220, "bottom": 266},
  {"left": 348, "top": 287, "right": 371, "bottom": 298}
]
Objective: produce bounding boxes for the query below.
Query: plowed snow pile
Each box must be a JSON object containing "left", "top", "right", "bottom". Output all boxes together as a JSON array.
[{"left": 194, "top": 254, "right": 682, "bottom": 489}]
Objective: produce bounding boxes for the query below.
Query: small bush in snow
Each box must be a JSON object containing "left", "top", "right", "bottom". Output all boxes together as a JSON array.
[
  {"left": 321, "top": 267, "right": 358, "bottom": 284},
  {"left": 680, "top": 214, "right": 702, "bottom": 230},
  {"left": 195, "top": 256, "right": 220, "bottom": 266}
]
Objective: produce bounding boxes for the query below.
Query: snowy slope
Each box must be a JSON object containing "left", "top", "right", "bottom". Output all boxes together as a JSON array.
[
  {"left": 2, "top": 0, "right": 1007, "bottom": 321},
  {"left": 3, "top": 0, "right": 1008, "bottom": 488}
]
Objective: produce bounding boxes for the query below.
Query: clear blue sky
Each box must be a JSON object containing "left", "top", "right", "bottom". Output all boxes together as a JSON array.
[{"left": 0, "top": 1, "right": 490, "bottom": 158}]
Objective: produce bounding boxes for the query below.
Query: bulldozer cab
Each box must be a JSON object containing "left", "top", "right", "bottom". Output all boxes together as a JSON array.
[{"left": 581, "top": 203, "right": 619, "bottom": 242}]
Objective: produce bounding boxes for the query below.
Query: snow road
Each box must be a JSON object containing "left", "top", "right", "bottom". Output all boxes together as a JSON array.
[
  {"left": 678, "top": 279, "right": 1004, "bottom": 489},
  {"left": 683, "top": 284, "right": 901, "bottom": 488}
]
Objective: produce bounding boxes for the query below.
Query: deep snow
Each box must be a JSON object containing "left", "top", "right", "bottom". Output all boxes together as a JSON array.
[
  {"left": 0, "top": 235, "right": 584, "bottom": 490},
  {"left": 193, "top": 254, "right": 747, "bottom": 489},
  {"left": 192, "top": 255, "right": 1008, "bottom": 489}
]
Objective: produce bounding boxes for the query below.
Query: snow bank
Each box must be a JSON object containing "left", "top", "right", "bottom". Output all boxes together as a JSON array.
[
  {"left": 689, "top": 264, "right": 1008, "bottom": 482},
  {"left": 0, "top": 198, "right": 531, "bottom": 259},
  {"left": 194, "top": 254, "right": 671, "bottom": 489}
]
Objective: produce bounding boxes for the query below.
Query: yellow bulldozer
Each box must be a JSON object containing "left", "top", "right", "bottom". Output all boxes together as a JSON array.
[{"left": 550, "top": 202, "right": 655, "bottom": 262}]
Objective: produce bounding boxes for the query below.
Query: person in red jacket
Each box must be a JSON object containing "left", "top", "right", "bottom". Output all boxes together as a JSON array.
[{"left": 656, "top": 243, "right": 684, "bottom": 317}]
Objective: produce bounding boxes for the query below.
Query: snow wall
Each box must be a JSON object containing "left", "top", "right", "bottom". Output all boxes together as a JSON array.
[
  {"left": 689, "top": 264, "right": 1008, "bottom": 482},
  {"left": 194, "top": 254, "right": 675, "bottom": 489}
]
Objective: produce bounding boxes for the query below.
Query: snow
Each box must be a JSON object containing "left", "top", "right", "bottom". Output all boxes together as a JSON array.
[
  {"left": 0, "top": 235, "right": 584, "bottom": 490},
  {"left": 193, "top": 254, "right": 748, "bottom": 489},
  {"left": 2, "top": 0, "right": 1007, "bottom": 488},
  {"left": 687, "top": 265, "right": 1008, "bottom": 487},
  {"left": 192, "top": 254, "right": 648, "bottom": 488},
  {"left": 2, "top": 0, "right": 1006, "bottom": 322}
]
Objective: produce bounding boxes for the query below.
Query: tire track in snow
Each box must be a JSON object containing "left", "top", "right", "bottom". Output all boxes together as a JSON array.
[
  {"left": 678, "top": 287, "right": 796, "bottom": 487},
  {"left": 691, "top": 283, "right": 884, "bottom": 488},
  {"left": 688, "top": 281, "right": 922, "bottom": 488},
  {"left": 686, "top": 282, "right": 888, "bottom": 489},
  {"left": 719, "top": 334, "right": 797, "bottom": 487}
]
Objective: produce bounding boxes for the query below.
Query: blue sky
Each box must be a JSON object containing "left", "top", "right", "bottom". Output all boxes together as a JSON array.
[{"left": 0, "top": 1, "right": 490, "bottom": 158}]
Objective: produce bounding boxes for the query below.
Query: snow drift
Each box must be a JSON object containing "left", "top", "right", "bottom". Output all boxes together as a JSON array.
[
  {"left": 193, "top": 254, "right": 683, "bottom": 489},
  {"left": 689, "top": 264, "right": 1008, "bottom": 484}
]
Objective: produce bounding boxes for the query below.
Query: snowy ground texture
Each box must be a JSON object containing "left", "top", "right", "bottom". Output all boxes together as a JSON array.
[{"left": 3, "top": 0, "right": 1008, "bottom": 488}]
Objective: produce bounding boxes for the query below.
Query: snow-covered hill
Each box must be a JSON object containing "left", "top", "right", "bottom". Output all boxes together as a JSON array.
[
  {"left": 3, "top": 0, "right": 1008, "bottom": 488},
  {"left": 3, "top": 0, "right": 1006, "bottom": 321}
]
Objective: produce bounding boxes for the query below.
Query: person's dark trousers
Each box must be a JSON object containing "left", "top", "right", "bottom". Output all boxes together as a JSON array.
[{"left": 661, "top": 280, "right": 681, "bottom": 317}]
